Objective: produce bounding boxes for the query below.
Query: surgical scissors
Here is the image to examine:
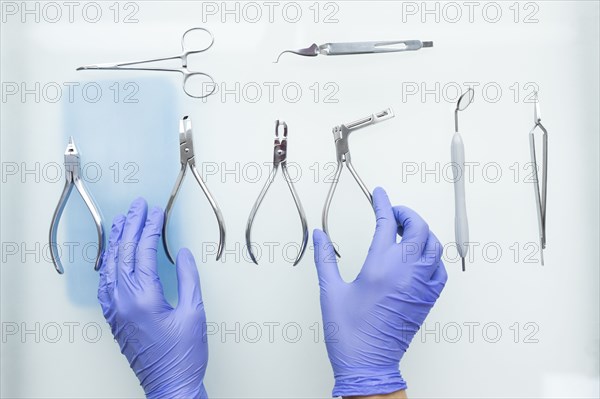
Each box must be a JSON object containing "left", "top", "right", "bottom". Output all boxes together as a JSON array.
[
  {"left": 274, "top": 39, "right": 433, "bottom": 63},
  {"left": 49, "top": 137, "right": 105, "bottom": 274},
  {"left": 77, "top": 27, "right": 216, "bottom": 98},
  {"left": 245, "top": 121, "right": 308, "bottom": 266},
  {"left": 529, "top": 92, "right": 548, "bottom": 265},
  {"left": 322, "top": 108, "right": 395, "bottom": 258},
  {"left": 162, "top": 116, "right": 226, "bottom": 262}
]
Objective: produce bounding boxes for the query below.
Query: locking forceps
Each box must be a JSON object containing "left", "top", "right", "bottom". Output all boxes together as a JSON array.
[
  {"left": 529, "top": 93, "right": 548, "bottom": 265},
  {"left": 162, "top": 116, "right": 225, "bottom": 262},
  {"left": 77, "top": 27, "right": 216, "bottom": 98},
  {"left": 274, "top": 39, "right": 433, "bottom": 63},
  {"left": 245, "top": 121, "right": 308, "bottom": 266},
  {"left": 322, "top": 108, "right": 395, "bottom": 258},
  {"left": 49, "top": 137, "right": 105, "bottom": 274}
]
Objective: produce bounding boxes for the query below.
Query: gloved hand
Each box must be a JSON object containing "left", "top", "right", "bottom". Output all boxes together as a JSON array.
[
  {"left": 97, "top": 198, "right": 208, "bottom": 399},
  {"left": 313, "top": 187, "right": 447, "bottom": 397}
]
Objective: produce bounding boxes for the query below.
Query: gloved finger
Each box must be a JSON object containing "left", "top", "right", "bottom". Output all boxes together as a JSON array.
[
  {"left": 393, "top": 206, "right": 429, "bottom": 257},
  {"left": 175, "top": 248, "right": 203, "bottom": 311},
  {"left": 98, "top": 214, "right": 125, "bottom": 307},
  {"left": 369, "top": 187, "right": 398, "bottom": 251},
  {"left": 420, "top": 232, "right": 444, "bottom": 278},
  {"left": 312, "top": 229, "right": 342, "bottom": 289},
  {"left": 98, "top": 250, "right": 109, "bottom": 286},
  {"left": 118, "top": 197, "right": 148, "bottom": 286},
  {"left": 135, "top": 206, "right": 164, "bottom": 283},
  {"left": 430, "top": 259, "right": 448, "bottom": 284},
  {"left": 98, "top": 249, "right": 119, "bottom": 314},
  {"left": 423, "top": 260, "right": 448, "bottom": 303}
]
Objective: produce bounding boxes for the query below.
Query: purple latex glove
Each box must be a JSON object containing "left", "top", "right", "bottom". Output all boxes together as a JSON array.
[
  {"left": 98, "top": 198, "right": 208, "bottom": 399},
  {"left": 313, "top": 187, "right": 447, "bottom": 397}
]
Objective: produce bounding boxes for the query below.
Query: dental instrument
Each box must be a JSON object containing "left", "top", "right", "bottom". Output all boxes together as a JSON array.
[
  {"left": 529, "top": 92, "right": 548, "bottom": 265},
  {"left": 77, "top": 27, "right": 216, "bottom": 98},
  {"left": 451, "top": 88, "right": 474, "bottom": 272},
  {"left": 274, "top": 39, "right": 433, "bottom": 63},
  {"left": 322, "top": 108, "right": 395, "bottom": 258},
  {"left": 245, "top": 121, "right": 308, "bottom": 266},
  {"left": 162, "top": 116, "right": 226, "bottom": 262},
  {"left": 49, "top": 137, "right": 105, "bottom": 274}
]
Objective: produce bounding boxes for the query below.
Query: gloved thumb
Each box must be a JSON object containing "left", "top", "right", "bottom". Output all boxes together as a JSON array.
[
  {"left": 370, "top": 187, "right": 397, "bottom": 251},
  {"left": 312, "top": 229, "right": 342, "bottom": 289},
  {"left": 175, "top": 248, "right": 203, "bottom": 311}
]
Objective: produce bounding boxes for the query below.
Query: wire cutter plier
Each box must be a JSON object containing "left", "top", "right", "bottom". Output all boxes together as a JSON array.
[{"left": 49, "top": 137, "right": 105, "bottom": 274}]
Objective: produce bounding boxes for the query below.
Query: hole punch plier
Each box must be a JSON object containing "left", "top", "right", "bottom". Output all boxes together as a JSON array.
[{"left": 245, "top": 121, "right": 308, "bottom": 266}]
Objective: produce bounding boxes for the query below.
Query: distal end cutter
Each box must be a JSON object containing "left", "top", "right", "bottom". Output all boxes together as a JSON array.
[
  {"left": 274, "top": 40, "right": 433, "bottom": 63},
  {"left": 49, "top": 137, "right": 105, "bottom": 274},
  {"left": 162, "top": 116, "right": 226, "bottom": 262},
  {"left": 321, "top": 108, "right": 395, "bottom": 258},
  {"left": 529, "top": 92, "right": 548, "bottom": 265},
  {"left": 245, "top": 121, "right": 308, "bottom": 266}
]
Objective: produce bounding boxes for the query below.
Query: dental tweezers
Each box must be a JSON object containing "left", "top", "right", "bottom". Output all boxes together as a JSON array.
[
  {"left": 162, "top": 116, "right": 226, "bottom": 262},
  {"left": 274, "top": 40, "right": 433, "bottom": 63},
  {"left": 245, "top": 121, "right": 308, "bottom": 266},
  {"left": 529, "top": 93, "right": 548, "bottom": 265},
  {"left": 322, "top": 108, "right": 395, "bottom": 257},
  {"left": 49, "top": 137, "right": 105, "bottom": 274}
]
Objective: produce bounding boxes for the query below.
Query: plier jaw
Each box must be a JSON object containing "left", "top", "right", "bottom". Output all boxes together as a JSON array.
[
  {"left": 273, "top": 120, "right": 288, "bottom": 166},
  {"left": 179, "top": 116, "right": 196, "bottom": 166},
  {"left": 333, "top": 108, "right": 394, "bottom": 163},
  {"left": 64, "top": 137, "right": 82, "bottom": 182},
  {"left": 333, "top": 125, "right": 351, "bottom": 163}
]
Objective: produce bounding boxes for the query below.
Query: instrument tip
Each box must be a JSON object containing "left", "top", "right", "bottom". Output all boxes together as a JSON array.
[
  {"left": 422, "top": 41, "right": 433, "bottom": 48},
  {"left": 461, "top": 257, "right": 466, "bottom": 272},
  {"left": 76, "top": 65, "right": 99, "bottom": 71},
  {"left": 64, "top": 136, "right": 79, "bottom": 155},
  {"left": 180, "top": 116, "right": 192, "bottom": 134},
  {"left": 273, "top": 52, "right": 284, "bottom": 63}
]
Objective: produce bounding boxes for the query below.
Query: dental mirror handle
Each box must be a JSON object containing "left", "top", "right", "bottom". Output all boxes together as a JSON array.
[{"left": 451, "top": 131, "right": 469, "bottom": 271}]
